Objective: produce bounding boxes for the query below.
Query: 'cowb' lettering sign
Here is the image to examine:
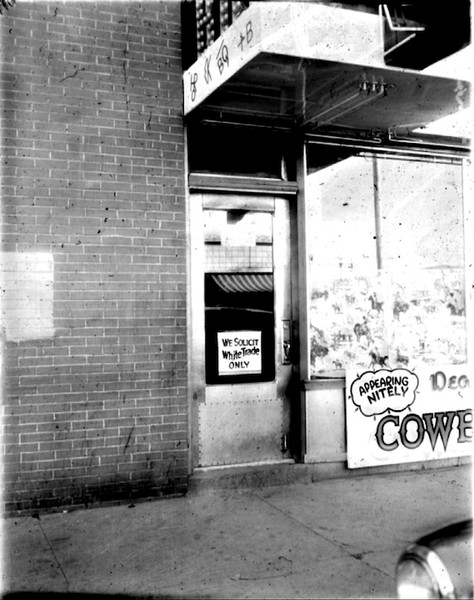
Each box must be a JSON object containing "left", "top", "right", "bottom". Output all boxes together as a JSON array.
[
  {"left": 218, "top": 331, "right": 262, "bottom": 375},
  {"left": 346, "top": 365, "right": 472, "bottom": 468}
]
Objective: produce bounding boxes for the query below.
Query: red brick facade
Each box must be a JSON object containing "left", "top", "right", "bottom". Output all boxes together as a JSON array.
[{"left": 1, "top": 1, "right": 188, "bottom": 514}]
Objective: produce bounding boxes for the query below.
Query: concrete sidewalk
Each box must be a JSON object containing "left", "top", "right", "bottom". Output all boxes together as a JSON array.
[{"left": 1, "top": 464, "right": 472, "bottom": 599}]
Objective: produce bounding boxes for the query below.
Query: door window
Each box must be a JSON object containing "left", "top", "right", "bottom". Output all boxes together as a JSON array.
[{"left": 203, "top": 209, "right": 275, "bottom": 384}]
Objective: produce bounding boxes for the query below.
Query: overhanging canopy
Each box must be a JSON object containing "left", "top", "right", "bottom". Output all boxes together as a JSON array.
[{"left": 183, "top": 3, "right": 470, "bottom": 141}]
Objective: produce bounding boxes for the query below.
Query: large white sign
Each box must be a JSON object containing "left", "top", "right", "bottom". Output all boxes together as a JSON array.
[
  {"left": 217, "top": 331, "right": 262, "bottom": 375},
  {"left": 346, "top": 365, "right": 473, "bottom": 468}
]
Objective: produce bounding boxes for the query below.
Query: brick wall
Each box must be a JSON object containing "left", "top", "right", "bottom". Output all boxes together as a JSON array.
[{"left": 0, "top": 0, "right": 188, "bottom": 514}]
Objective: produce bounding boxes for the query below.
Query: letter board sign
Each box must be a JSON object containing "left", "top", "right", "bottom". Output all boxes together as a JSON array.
[{"left": 345, "top": 365, "right": 472, "bottom": 468}]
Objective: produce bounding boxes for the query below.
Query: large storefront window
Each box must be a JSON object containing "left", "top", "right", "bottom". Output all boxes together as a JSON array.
[{"left": 307, "top": 151, "right": 466, "bottom": 377}]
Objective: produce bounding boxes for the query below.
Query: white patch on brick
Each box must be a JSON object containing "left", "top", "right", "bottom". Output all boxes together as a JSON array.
[{"left": 0, "top": 252, "right": 55, "bottom": 341}]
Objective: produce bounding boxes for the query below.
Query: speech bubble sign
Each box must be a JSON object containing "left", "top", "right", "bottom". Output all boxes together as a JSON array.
[{"left": 350, "top": 368, "right": 419, "bottom": 417}]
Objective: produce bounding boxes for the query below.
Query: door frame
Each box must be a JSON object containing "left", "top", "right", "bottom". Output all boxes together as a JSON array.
[{"left": 188, "top": 186, "right": 300, "bottom": 469}]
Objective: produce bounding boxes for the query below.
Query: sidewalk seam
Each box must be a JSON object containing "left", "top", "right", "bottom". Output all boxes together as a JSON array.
[
  {"left": 36, "top": 517, "right": 71, "bottom": 591},
  {"left": 251, "top": 492, "right": 397, "bottom": 582}
]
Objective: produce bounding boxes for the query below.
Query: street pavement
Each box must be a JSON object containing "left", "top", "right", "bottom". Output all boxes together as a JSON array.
[{"left": 1, "top": 464, "right": 472, "bottom": 599}]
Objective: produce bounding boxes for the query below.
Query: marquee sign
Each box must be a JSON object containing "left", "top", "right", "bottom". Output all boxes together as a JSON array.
[
  {"left": 183, "top": 3, "right": 385, "bottom": 116},
  {"left": 183, "top": 4, "right": 268, "bottom": 114},
  {"left": 346, "top": 365, "right": 473, "bottom": 468}
]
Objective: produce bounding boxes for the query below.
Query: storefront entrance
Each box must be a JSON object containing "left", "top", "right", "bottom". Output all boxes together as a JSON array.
[{"left": 190, "top": 193, "right": 296, "bottom": 467}]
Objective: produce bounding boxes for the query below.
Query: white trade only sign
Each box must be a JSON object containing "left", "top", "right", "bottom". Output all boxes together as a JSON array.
[{"left": 217, "top": 331, "right": 262, "bottom": 376}]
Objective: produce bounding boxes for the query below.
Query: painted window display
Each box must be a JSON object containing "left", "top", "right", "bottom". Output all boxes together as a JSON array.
[{"left": 307, "top": 153, "right": 466, "bottom": 376}]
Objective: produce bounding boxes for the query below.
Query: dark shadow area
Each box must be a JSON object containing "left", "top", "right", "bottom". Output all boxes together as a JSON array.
[{"left": 2, "top": 593, "right": 213, "bottom": 600}]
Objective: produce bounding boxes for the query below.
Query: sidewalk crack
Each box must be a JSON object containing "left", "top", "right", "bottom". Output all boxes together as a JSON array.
[
  {"left": 252, "top": 493, "right": 395, "bottom": 580},
  {"left": 36, "top": 517, "right": 71, "bottom": 590}
]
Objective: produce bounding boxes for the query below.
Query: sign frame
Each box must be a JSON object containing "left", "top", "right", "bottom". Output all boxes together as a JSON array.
[{"left": 345, "top": 365, "right": 473, "bottom": 468}]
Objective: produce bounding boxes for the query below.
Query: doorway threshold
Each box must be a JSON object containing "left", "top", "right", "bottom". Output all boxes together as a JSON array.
[
  {"left": 195, "top": 459, "right": 295, "bottom": 472},
  {"left": 189, "top": 459, "right": 316, "bottom": 494}
]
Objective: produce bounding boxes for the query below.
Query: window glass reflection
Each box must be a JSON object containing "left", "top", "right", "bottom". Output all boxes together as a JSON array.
[{"left": 307, "top": 153, "right": 466, "bottom": 376}]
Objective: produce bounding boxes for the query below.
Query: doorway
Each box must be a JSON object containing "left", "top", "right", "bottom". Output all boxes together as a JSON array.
[{"left": 189, "top": 194, "right": 296, "bottom": 467}]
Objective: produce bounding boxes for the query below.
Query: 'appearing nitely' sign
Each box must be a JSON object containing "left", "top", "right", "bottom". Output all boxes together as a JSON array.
[
  {"left": 350, "top": 368, "right": 419, "bottom": 417},
  {"left": 218, "top": 331, "right": 262, "bottom": 375},
  {"left": 346, "top": 365, "right": 472, "bottom": 468}
]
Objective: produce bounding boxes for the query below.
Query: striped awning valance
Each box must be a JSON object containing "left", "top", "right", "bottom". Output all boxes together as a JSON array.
[{"left": 211, "top": 273, "right": 273, "bottom": 294}]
